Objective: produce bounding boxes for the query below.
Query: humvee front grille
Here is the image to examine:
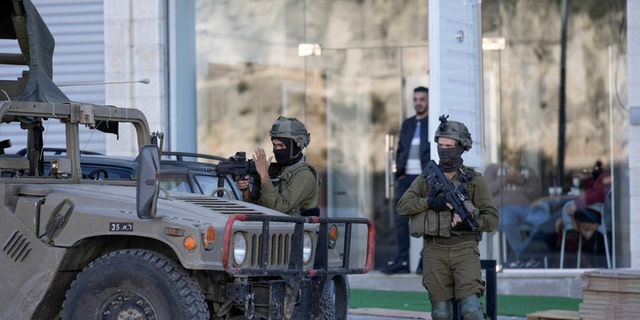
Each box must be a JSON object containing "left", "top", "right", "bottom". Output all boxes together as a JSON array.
[
  {"left": 172, "top": 196, "right": 261, "bottom": 214},
  {"left": 249, "top": 233, "right": 291, "bottom": 268}
]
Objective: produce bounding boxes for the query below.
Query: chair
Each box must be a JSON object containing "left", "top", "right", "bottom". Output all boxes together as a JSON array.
[
  {"left": 500, "top": 201, "right": 551, "bottom": 265},
  {"left": 501, "top": 224, "right": 532, "bottom": 265},
  {"left": 559, "top": 189, "right": 612, "bottom": 268}
]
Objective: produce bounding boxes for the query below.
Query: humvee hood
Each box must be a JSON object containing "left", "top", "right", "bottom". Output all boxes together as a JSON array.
[{"left": 46, "top": 184, "right": 285, "bottom": 223}]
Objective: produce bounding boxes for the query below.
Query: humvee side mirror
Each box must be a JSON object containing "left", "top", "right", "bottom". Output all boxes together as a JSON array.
[{"left": 137, "top": 144, "right": 160, "bottom": 219}]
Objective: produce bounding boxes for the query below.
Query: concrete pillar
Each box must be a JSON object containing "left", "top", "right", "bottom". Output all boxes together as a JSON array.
[{"left": 627, "top": 0, "right": 640, "bottom": 269}]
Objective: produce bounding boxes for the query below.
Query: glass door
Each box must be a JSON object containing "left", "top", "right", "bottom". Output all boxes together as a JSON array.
[{"left": 308, "top": 46, "right": 429, "bottom": 269}]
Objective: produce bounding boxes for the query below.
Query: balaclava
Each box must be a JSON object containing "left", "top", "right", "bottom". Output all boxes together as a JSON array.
[
  {"left": 438, "top": 144, "right": 464, "bottom": 172},
  {"left": 273, "top": 138, "right": 303, "bottom": 166}
]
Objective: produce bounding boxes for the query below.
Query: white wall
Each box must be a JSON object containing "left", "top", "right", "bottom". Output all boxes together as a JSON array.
[{"left": 104, "top": 0, "right": 167, "bottom": 156}]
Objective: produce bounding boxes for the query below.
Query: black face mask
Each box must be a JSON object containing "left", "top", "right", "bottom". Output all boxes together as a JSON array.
[
  {"left": 273, "top": 139, "right": 303, "bottom": 165},
  {"left": 438, "top": 145, "right": 464, "bottom": 172},
  {"left": 274, "top": 148, "right": 292, "bottom": 165}
]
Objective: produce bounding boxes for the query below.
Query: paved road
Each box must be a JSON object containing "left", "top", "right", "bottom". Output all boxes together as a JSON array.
[
  {"left": 348, "top": 316, "right": 526, "bottom": 320},
  {"left": 348, "top": 314, "right": 527, "bottom": 320},
  {"left": 347, "top": 308, "right": 527, "bottom": 320}
]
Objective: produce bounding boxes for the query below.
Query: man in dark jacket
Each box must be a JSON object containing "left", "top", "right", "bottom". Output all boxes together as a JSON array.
[{"left": 382, "top": 86, "right": 430, "bottom": 274}]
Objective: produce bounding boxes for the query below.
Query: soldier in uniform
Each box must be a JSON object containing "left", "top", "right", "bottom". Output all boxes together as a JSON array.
[
  {"left": 397, "top": 116, "right": 498, "bottom": 320},
  {"left": 236, "top": 116, "right": 320, "bottom": 216}
]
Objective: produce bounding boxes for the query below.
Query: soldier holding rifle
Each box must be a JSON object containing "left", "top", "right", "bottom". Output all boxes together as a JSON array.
[
  {"left": 397, "top": 116, "right": 498, "bottom": 320},
  {"left": 235, "top": 116, "right": 320, "bottom": 216}
]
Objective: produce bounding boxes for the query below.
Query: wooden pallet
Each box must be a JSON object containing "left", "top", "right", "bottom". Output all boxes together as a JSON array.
[
  {"left": 526, "top": 309, "right": 580, "bottom": 320},
  {"left": 580, "top": 270, "right": 640, "bottom": 319}
]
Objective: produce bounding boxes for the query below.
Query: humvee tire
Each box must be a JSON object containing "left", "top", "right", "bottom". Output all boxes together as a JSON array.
[
  {"left": 332, "top": 275, "right": 349, "bottom": 320},
  {"left": 61, "top": 249, "right": 209, "bottom": 320},
  {"left": 319, "top": 275, "right": 349, "bottom": 320}
]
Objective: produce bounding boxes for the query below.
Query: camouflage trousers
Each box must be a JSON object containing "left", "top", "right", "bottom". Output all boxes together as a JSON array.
[{"left": 421, "top": 237, "right": 486, "bottom": 302}]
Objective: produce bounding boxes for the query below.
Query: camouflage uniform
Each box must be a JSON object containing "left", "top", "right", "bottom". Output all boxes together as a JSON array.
[
  {"left": 259, "top": 161, "right": 319, "bottom": 216},
  {"left": 397, "top": 115, "right": 498, "bottom": 320}
]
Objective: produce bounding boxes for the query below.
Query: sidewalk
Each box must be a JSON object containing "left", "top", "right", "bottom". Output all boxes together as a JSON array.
[
  {"left": 348, "top": 308, "right": 526, "bottom": 320},
  {"left": 347, "top": 269, "right": 585, "bottom": 319}
]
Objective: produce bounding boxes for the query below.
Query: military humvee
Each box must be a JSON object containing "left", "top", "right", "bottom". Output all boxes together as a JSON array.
[{"left": 0, "top": 1, "right": 373, "bottom": 319}]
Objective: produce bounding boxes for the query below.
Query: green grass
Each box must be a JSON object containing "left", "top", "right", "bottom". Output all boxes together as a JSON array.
[{"left": 349, "top": 289, "right": 581, "bottom": 317}]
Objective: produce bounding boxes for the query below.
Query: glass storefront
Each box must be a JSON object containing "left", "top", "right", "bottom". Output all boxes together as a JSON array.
[
  {"left": 191, "top": 0, "right": 627, "bottom": 269},
  {"left": 480, "top": 0, "right": 627, "bottom": 268}
]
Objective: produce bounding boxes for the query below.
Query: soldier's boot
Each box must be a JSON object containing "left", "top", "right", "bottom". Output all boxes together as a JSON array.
[
  {"left": 431, "top": 300, "right": 452, "bottom": 320},
  {"left": 460, "top": 294, "right": 486, "bottom": 320}
]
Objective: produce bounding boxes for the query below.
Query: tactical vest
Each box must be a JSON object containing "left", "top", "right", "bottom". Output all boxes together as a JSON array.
[
  {"left": 273, "top": 162, "right": 320, "bottom": 216},
  {"left": 422, "top": 167, "right": 482, "bottom": 243}
]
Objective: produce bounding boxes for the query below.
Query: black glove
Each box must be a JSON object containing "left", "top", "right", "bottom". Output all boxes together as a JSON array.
[{"left": 428, "top": 196, "right": 448, "bottom": 211}]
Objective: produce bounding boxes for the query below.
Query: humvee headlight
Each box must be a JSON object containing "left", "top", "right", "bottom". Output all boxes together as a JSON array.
[
  {"left": 302, "top": 232, "right": 313, "bottom": 264},
  {"left": 232, "top": 232, "right": 247, "bottom": 265}
]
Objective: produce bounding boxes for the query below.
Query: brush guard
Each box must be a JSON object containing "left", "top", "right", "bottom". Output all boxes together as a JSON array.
[{"left": 221, "top": 214, "right": 374, "bottom": 319}]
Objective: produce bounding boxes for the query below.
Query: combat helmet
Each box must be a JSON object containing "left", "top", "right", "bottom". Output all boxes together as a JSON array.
[
  {"left": 434, "top": 115, "right": 473, "bottom": 151},
  {"left": 269, "top": 116, "right": 310, "bottom": 148}
]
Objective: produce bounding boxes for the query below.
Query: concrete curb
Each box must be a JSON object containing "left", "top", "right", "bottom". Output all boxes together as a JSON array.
[{"left": 349, "top": 308, "right": 430, "bottom": 319}]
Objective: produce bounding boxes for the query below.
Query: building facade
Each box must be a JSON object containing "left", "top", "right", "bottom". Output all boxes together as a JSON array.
[{"left": 12, "top": 0, "right": 636, "bottom": 269}]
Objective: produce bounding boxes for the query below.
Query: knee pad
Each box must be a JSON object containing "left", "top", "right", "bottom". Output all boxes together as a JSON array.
[
  {"left": 431, "top": 300, "right": 452, "bottom": 320},
  {"left": 460, "top": 295, "right": 486, "bottom": 320}
]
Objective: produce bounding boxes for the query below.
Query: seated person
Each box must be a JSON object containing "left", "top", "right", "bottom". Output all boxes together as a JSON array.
[
  {"left": 519, "top": 161, "right": 611, "bottom": 269},
  {"left": 550, "top": 161, "right": 611, "bottom": 268},
  {"left": 484, "top": 145, "right": 543, "bottom": 266},
  {"left": 515, "top": 196, "right": 576, "bottom": 268},
  {"left": 556, "top": 161, "right": 611, "bottom": 241}
]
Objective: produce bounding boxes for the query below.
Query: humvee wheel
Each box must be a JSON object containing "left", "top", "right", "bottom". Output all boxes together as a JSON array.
[
  {"left": 61, "top": 249, "right": 209, "bottom": 320},
  {"left": 320, "top": 275, "right": 349, "bottom": 320}
]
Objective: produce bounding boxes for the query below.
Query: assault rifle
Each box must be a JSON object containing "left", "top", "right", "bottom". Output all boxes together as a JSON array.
[
  {"left": 216, "top": 152, "right": 259, "bottom": 197},
  {"left": 423, "top": 160, "right": 479, "bottom": 231},
  {"left": 217, "top": 152, "right": 257, "bottom": 180}
]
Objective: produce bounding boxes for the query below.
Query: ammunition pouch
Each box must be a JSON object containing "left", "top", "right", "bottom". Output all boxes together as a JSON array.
[
  {"left": 409, "top": 211, "right": 426, "bottom": 238},
  {"left": 409, "top": 210, "right": 451, "bottom": 238}
]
